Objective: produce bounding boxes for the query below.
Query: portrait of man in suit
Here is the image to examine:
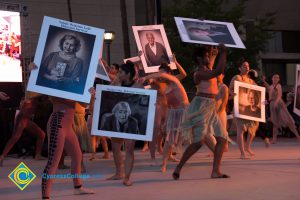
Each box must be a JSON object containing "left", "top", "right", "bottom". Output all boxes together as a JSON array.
[
  {"left": 144, "top": 32, "right": 169, "bottom": 67},
  {"left": 100, "top": 101, "right": 140, "bottom": 134}
]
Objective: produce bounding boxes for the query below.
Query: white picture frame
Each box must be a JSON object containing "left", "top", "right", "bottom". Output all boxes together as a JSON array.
[
  {"left": 132, "top": 25, "right": 176, "bottom": 73},
  {"left": 174, "top": 17, "right": 245, "bottom": 49},
  {"left": 294, "top": 64, "right": 300, "bottom": 116},
  {"left": 27, "top": 16, "right": 104, "bottom": 103},
  {"left": 91, "top": 84, "right": 157, "bottom": 141},
  {"left": 95, "top": 59, "right": 110, "bottom": 82},
  {"left": 234, "top": 81, "right": 266, "bottom": 122}
]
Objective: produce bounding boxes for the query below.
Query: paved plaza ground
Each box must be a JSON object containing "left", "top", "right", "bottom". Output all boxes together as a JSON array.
[{"left": 0, "top": 138, "right": 299, "bottom": 200}]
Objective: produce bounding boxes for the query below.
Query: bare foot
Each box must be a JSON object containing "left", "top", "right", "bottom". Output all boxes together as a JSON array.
[
  {"left": 123, "top": 179, "right": 133, "bottom": 186},
  {"left": 142, "top": 145, "right": 149, "bottom": 152},
  {"left": 169, "top": 155, "right": 180, "bottom": 162},
  {"left": 270, "top": 139, "right": 277, "bottom": 144},
  {"left": 211, "top": 172, "right": 230, "bottom": 178},
  {"left": 161, "top": 165, "right": 167, "bottom": 173},
  {"left": 240, "top": 154, "right": 250, "bottom": 160},
  {"left": 89, "top": 155, "right": 96, "bottom": 161},
  {"left": 245, "top": 149, "right": 255, "bottom": 156},
  {"left": 35, "top": 155, "right": 47, "bottom": 160},
  {"left": 264, "top": 138, "right": 270, "bottom": 148},
  {"left": 102, "top": 154, "right": 110, "bottom": 159},
  {"left": 106, "top": 174, "right": 123, "bottom": 180}
]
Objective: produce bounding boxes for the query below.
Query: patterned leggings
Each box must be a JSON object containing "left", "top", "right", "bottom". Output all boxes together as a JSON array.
[{"left": 42, "top": 110, "right": 82, "bottom": 198}]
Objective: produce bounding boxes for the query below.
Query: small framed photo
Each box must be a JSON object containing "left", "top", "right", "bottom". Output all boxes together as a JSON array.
[
  {"left": 132, "top": 25, "right": 176, "bottom": 73},
  {"left": 294, "top": 64, "right": 300, "bottom": 116},
  {"left": 234, "top": 81, "right": 266, "bottom": 122},
  {"left": 175, "top": 17, "right": 245, "bottom": 49},
  {"left": 91, "top": 85, "right": 157, "bottom": 141},
  {"left": 27, "top": 16, "right": 105, "bottom": 103},
  {"left": 95, "top": 59, "right": 110, "bottom": 82}
]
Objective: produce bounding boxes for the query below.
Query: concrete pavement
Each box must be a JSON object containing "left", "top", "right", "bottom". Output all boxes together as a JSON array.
[{"left": 0, "top": 138, "right": 299, "bottom": 200}]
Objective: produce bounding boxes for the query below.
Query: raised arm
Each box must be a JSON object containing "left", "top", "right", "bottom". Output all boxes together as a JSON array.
[
  {"left": 208, "top": 46, "right": 218, "bottom": 70},
  {"left": 193, "top": 44, "right": 227, "bottom": 83},
  {"left": 172, "top": 54, "right": 187, "bottom": 81}
]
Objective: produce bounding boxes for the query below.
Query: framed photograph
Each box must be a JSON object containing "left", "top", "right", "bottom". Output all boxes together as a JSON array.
[
  {"left": 294, "top": 64, "right": 300, "bottom": 116},
  {"left": 132, "top": 25, "right": 176, "bottom": 73},
  {"left": 91, "top": 85, "right": 157, "bottom": 141},
  {"left": 174, "top": 17, "right": 245, "bottom": 49},
  {"left": 27, "top": 16, "right": 104, "bottom": 103},
  {"left": 234, "top": 81, "right": 266, "bottom": 122},
  {"left": 95, "top": 59, "right": 110, "bottom": 82}
]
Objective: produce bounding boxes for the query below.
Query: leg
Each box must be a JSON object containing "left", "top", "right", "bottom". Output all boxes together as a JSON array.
[
  {"left": 107, "top": 138, "right": 123, "bottom": 180},
  {"left": 25, "top": 121, "right": 46, "bottom": 159},
  {"left": 100, "top": 137, "right": 110, "bottom": 159},
  {"left": 236, "top": 125, "right": 248, "bottom": 159},
  {"left": 89, "top": 136, "right": 97, "bottom": 160},
  {"left": 123, "top": 140, "right": 135, "bottom": 186},
  {"left": 245, "top": 133, "right": 255, "bottom": 156},
  {"left": 211, "top": 137, "right": 229, "bottom": 178},
  {"left": 271, "top": 124, "right": 279, "bottom": 144},
  {"left": 42, "top": 112, "right": 66, "bottom": 199},
  {"left": 161, "top": 140, "right": 173, "bottom": 172},
  {"left": 172, "top": 141, "right": 203, "bottom": 180},
  {"left": 0, "top": 116, "right": 28, "bottom": 166},
  {"left": 64, "top": 125, "right": 83, "bottom": 188},
  {"left": 205, "top": 134, "right": 216, "bottom": 153},
  {"left": 142, "top": 141, "right": 149, "bottom": 152}
]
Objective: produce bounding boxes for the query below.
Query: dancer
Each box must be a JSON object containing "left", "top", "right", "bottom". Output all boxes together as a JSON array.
[
  {"left": 267, "top": 74, "right": 300, "bottom": 143},
  {"left": 0, "top": 95, "right": 46, "bottom": 166},
  {"left": 147, "top": 54, "right": 187, "bottom": 165},
  {"left": 28, "top": 63, "right": 94, "bottom": 199},
  {"left": 229, "top": 58, "right": 259, "bottom": 159},
  {"left": 172, "top": 44, "right": 229, "bottom": 180},
  {"left": 106, "top": 61, "right": 143, "bottom": 186},
  {"left": 143, "top": 63, "right": 189, "bottom": 172}
]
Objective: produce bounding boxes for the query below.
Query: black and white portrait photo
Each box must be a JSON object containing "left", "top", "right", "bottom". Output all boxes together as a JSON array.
[
  {"left": 294, "top": 65, "right": 300, "bottom": 116},
  {"left": 27, "top": 16, "right": 104, "bottom": 103},
  {"left": 91, "top": 85, "right": 157, "bottom": 141},
  {"left": 234, "top": 81, "right": 265, "bottom": 122},
  {"left": 36, "top": 26, "right": 95, "bottom": 94},
  {"left": 175, "top": 17, "right": 246, "bottom": 49},
  {"left": 132, "top": 25, "right": 176, "bottom": 73}
]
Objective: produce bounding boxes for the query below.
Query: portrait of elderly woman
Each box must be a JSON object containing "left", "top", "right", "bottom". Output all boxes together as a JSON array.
[
  {"left": 100, "top": 101, "right": 140, "bottom": 134},
  {"left": 240, "top": 89, "right": 261, "bottom": 118},
  {"left": 36, "top": 32, "right": 85, "bottom": 94}
]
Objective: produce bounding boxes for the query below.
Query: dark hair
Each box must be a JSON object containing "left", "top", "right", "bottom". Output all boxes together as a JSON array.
[
  {"left": 192, "top": 46, "right": 210, "bottom": 64},
  {"left": 59, "top": 34, "right": 81, "bottom": 53},
  {"left": 236, "top": 57, "right": 249, "bottom": 68},
  {"left": 159, "top": 63, "right": 173, "bottom": 74},
  {"left": 111, "top": 63, "right": 120, "bottom": 70},
  {"left": 120, "top": 61, "right": 136, "bottom": 79}
]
